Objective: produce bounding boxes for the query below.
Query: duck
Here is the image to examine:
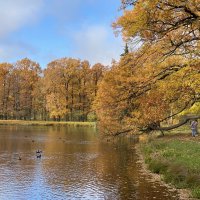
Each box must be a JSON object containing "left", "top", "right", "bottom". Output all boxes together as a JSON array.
[{"left": 36, "top": 150, "right": 42, "bottom": 158}]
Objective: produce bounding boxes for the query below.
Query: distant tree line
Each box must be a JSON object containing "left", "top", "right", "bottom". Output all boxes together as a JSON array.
[{"left": 0, "top": 58, "right": 105, "bottom": 121}]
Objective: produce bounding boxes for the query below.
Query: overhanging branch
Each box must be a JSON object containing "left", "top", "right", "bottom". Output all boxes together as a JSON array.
[{"left": 152, "top": 115, "right": 200, "bottom": 131}]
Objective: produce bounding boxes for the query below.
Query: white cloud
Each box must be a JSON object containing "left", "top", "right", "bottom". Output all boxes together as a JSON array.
[
  {"left": 71, "top": 25, "right": 123, "bottom": 66},
  {"left": 0, "top": 40, "right": 37, "bottom": 62},
  {"left": 0, "top": 0, "right": 123, "bottom": 67},
  {"left": 0, "top": 0, "right": 44, "bottom": 37}
]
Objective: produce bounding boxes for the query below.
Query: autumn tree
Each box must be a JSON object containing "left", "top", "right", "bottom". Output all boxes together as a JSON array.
[
  {"left": 115, "top": 0, "right": 200, "bottom": 57},
  {"left": 77, "top": 60, "right": 91, "bottom": 121},
  {"left": 0, "top": 58, "right": 43, "bottom": 120},
  {"left": 44, "top": 60, "right": 67, "bottom": 120},
  {"left": 32, "top": 77, "right": 47, "bottom": 120},
  {"left": 11, "top": 58, "right": 41, "bottom": 120},
  {"left": 44, "top": 58, "right": 105, "bottom": 121},
  {"left": 0, "top": 63, "right": 13, "bottom": 119},
  {"left": 94, "top": 0, "right": 200, "bottom": 135},
  {"left": 120, "top": 43, "right": 129, "bottom": 57}
]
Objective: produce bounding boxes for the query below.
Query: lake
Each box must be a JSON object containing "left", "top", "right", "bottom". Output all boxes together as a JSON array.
[{"left": 0, "top": 125, "right": 179, "bottom": 200}]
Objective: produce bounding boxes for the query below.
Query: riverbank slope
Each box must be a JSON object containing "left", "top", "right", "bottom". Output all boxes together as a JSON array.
[{"left": 138, "top": 129, "right": 200, "bottom": 199}]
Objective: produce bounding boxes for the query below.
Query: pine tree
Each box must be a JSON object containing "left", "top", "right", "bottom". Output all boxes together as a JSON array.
[{"left": 120, "top": 43, "right": 129, "bottom": 57}]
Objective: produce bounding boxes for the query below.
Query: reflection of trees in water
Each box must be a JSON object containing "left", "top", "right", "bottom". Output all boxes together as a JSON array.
[
  {"left": 40, "top": 127, "right": 98, "bottom": 190},
  {"left": 93, "top": 137, "right": 137, "bottom": 199},
  {"left": 0, "top": 126, "right": 179, "bottom": 199}
]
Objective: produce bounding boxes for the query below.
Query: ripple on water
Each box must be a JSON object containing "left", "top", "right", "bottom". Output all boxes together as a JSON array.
[{"left": 0, "top": 127, "right": 181, "bottom": 200}]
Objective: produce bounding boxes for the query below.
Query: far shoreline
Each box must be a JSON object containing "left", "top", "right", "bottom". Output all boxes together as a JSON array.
[{"left": 0, "top": 120, "right": 96, "bottom": 127}]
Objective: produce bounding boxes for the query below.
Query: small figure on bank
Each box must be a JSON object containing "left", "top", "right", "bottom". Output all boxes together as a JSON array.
[
  {"left": 36, "top": 150, "right": 42, "bottom": 158},
  {"left": 191, "top": 120, "right": 198, "bottom": 137}
]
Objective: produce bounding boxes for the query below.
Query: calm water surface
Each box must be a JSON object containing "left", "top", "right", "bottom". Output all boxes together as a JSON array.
[{"left": 0, "top": 125, "right": 179, "bottom": 200}]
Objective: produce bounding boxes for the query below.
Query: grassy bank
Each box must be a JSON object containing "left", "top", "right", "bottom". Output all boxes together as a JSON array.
[
  {"left": 140, "top": 138, "right": 200, "bottom": 199},
  {"left": 0, "top": 120, "right": 96, "bottom": 127}
]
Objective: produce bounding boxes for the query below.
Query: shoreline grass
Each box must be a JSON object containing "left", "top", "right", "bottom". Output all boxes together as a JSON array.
[
  {"left": 140, "top": 139, "right": 200, "bottom": 199},
  {"left": 0, "top": 120, "right": 96, "bottom": 127}
]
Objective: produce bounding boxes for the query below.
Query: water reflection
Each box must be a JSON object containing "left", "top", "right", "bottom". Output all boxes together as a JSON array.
[{"left": 0, "top": 125, "right": 179, "bottom": 200}]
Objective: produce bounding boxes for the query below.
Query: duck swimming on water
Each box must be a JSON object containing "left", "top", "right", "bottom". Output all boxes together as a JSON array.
[{"left": 36, "top": 150, "right": 42, "bottom": 158}]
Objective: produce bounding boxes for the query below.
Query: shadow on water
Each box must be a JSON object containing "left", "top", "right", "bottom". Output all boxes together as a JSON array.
[{"left": 0, "top": 125, "right": 179, "bottom": 200}]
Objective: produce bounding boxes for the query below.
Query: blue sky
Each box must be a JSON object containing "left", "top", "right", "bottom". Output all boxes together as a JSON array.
[{"left": 0, "top": 0, "right": 124, "bottom": 68}]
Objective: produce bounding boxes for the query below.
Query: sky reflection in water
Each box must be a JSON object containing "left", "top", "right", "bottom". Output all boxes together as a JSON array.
[{"left": 0, "top": 126, "right": 179, "bottom": 200}]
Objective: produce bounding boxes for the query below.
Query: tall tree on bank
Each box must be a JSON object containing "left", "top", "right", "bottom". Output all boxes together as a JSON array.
[
  {"left": 0, "top": 63, "right": 13, "bottom": 119},
  {"left": 44, "top": 58, "right": 105, "bottom": 121},
  {"left": 12, "top": 58, "right": 42, "bottom": 120},
  {"left": 94, "top": 0, "right": 200, "bottom": 136},
  {"left": 0, "top": 59, "right": 42, "bottom": 120}
]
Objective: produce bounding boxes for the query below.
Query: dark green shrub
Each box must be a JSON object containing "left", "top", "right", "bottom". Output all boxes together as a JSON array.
[
  {"left": 186, "top": 174, "right": 200, "bottom": 187},
  {"left": 148, "top": 159, "right": 170, "bottom": 174},
  {"left": 164, "top": 164, "right": 188, "bottom": 188}
]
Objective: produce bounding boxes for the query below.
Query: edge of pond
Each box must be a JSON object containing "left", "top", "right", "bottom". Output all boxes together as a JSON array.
[
  {"left": 134, "top": 143, "right": 196, "bottom": 200},
  {"left": 0, "top": 120, "right": 96, "bottom": 127}
]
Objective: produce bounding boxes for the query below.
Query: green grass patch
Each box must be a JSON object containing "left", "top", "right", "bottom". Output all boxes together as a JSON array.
[
  {"left": 141, "top": 139, "right": 200, "bottom": 198},
  {"left": 0, "top": 120, "right": 96, "bottom": 127},
  {"left": 164, "top": 125, "right": 191, "bottom": 135},
  {"left": 192, "top": 187, "right": 200, "bottom": 199}
]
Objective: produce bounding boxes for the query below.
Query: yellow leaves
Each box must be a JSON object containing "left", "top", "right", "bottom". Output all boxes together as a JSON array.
[
  {"left": 46, "top": 93, "right": 67, "bottom": 118},
  {"left": 114, "top": 0, "right": 150, "bottom": 39},
  {"left": 187, "top": 0, "right": 200, "bottom": 17},
  {"left": 94, "top": 0, "right": 200, "bottom": 135},
  {"left": 117, "top": 0, "right": 200, "bottom": 58},
  {"left": 137, "top": 90, "right": 170, "bottom": 123},
  {"left": 44, "top": 58, "right": 106, "bottom": 121},
  {"left": 95, "top": 40, "right": 200, "bottom": 135},
  {"left": 115, "top": 0, "right": 163, "bottom": 39}
]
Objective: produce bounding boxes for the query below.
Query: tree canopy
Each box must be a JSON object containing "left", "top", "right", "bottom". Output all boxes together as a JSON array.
[{"left": 94, "top": 0, "right": 200, "bottom": 135}]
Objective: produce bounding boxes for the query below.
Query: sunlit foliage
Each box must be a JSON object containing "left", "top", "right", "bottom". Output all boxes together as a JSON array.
[{"left": 95, "top": 0, "right": 200, "bottom": 135}]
